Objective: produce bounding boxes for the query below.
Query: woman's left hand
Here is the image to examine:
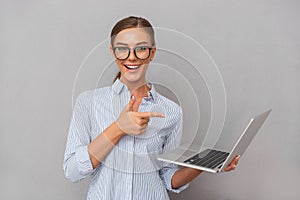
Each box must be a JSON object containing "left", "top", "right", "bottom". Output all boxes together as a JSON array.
[
  {"left": 224, "top": 155, "right": 240, "bottom": 172},
  {"left": 171, "top": 155, "right": 241, "bottom": 189}
]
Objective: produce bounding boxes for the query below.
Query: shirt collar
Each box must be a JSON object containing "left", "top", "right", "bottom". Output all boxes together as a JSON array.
[
  {"left": 112, "top": 78, "right": 157, "bottom": 102},
  {"left": 112, "top": 78, "right": 127, "bottom": 94}
]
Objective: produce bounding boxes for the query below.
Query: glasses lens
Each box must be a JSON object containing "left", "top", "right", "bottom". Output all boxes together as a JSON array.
[
  {"left": 135, "top": 46, "right": 151, "bottom": 59},
  {"left": 114, "top": 47, "right": 129, "bottom": 60}
]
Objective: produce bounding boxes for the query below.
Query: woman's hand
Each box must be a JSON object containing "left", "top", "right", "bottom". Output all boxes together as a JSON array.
[
  {"left": 116, "top": 96, "right": 164, "bottom": 135},
  {"left": 171, "top": 155, "right": 241, "bottom": 189},
  {"left": 224, "top": 155, "right": 240, "bottom": 172}
]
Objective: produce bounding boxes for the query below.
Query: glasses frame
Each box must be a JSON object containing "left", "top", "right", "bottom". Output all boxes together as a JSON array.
[{"left": 112, "top": 46, "right": 153, "bottom": 60}]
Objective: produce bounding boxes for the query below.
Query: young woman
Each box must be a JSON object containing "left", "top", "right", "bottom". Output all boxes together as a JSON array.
[{"left": 63, "top": 16, "right": 239, "bottom": 200}]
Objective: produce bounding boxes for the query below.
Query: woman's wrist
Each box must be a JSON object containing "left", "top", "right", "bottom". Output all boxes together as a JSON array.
[{"left": 112, "top": 121, "right": 125, "bottom": 137}]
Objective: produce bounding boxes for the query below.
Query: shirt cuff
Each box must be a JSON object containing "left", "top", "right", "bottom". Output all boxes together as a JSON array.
[
  {"left": 75, "top": 145, "right": 95, "bottom": 176},
  {"left": 161, "top": 166, "right": 189, "bottom": 193}
]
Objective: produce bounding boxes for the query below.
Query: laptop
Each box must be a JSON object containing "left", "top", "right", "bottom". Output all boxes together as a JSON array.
[{"left": 157, "top": 109, "right": 271, "bottom": 173}]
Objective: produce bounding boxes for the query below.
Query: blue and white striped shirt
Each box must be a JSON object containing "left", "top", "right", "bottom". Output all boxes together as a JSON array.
[{"left": 63, "top": 78, "right": 189, "bottom": 200}]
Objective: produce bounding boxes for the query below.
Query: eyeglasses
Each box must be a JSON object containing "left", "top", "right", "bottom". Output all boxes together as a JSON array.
[{"left": 112, "top": 46, "right": 153, "bottom": 60}]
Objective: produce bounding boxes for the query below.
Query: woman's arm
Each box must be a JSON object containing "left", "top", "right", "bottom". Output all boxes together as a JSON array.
[
  {"left": 63, "top": 92, "right": 95, "bottom": 182},
  {"left": 88, "top": 122, "right": 125, "bottom": 169},
  {"left": 171, "top": 156, "right": 240, "bottom": 189},
  {"left": 88, "top": 96, "right": 164, "bottom": 169},
  {"left": 171, "top": 167, "right": 203, "bottom": 189}
]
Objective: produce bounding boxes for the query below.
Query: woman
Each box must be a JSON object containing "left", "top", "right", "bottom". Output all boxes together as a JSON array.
[{"left": 63, "top": 16, "right": 239, "bottom": 200}]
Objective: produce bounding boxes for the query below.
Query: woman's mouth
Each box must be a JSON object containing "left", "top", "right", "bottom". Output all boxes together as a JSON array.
[{"left": 124, "top": 64, "right": 141, "bottom": 70}]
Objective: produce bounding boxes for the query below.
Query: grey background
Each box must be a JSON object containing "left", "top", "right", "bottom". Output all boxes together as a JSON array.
[{"left": 1, "top": 0, "right": 299, "bottom": 199}]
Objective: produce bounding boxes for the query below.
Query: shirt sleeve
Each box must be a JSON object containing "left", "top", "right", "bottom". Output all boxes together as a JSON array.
[
  {"left": 159, "top": 107, "right": 189, "bottom": 193},
  {"left": 63, "top": 92, "right": 95, "bottom": 183}
]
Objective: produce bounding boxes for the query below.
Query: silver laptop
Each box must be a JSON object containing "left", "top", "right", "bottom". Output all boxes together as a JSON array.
[{"left": 157, "top": 109, "right": 271, "bottom": 173}]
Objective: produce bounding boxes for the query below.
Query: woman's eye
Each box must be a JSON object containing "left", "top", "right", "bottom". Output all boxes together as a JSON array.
[
  {"left": 136, "top": 46, "right": 147, "bottom": 51},
  {"left": 116, "top": 47, "right": 127, "bottom": 52}
]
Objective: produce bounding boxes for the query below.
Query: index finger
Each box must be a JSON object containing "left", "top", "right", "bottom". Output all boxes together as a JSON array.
[{"left": 138, "top": 112, "right": 165, "bottom": 118}]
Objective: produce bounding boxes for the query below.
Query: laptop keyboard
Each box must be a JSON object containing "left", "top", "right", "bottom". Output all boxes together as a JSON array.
[{"left": 184, "top": 149, "right": 229, "bottom": 169}]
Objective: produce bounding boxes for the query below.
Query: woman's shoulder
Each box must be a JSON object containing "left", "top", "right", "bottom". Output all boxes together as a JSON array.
[
  {"left": 75, "top": 85, "right": 113, "bottom": 103},
  {"left": 82, "top": 85, "right": 113, "bottom": 95}
]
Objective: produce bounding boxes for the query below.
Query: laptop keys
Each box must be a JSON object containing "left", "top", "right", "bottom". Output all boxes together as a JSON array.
[{"left": 184, "top": 149, "right": 229, "bottom": 169}]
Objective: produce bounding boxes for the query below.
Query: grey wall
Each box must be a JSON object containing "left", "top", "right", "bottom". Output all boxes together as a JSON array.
[{"left": 1, "top": 0, "right": 299, "bottom": 199}]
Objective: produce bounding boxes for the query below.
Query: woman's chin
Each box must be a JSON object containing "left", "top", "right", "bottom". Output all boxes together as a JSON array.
[{"left": 121, "top": 74, "right": 145, "bottom": 84}]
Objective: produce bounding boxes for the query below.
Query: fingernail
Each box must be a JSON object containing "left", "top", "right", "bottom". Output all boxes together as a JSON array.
[
  {"left": 131, "top": 95, "right": 135, "bottom": 100},
  {"left": 157, "top": 113, "right": 165, "bottom": 117}
]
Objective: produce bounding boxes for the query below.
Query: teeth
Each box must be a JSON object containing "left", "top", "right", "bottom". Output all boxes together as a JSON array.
[{"left": 126, "top": 65, "right": 139, "bottom": 69}]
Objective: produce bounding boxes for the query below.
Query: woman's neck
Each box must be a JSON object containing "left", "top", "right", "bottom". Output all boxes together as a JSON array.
[{"left": 120, "top": 78, "right": 149, "bottom": 98}]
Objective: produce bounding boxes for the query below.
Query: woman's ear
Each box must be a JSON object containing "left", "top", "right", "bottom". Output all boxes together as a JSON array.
[{"left": 150, "top": 46, "right": 156, "bottom": 60}]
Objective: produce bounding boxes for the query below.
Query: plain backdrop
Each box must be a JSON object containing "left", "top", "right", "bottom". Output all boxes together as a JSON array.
[{"left": 1, "top": 0, "right": 299, "bottom": 199}]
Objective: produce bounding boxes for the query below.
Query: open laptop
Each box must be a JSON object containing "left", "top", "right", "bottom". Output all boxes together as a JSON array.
[{"left": 157, "top": 109, "right": 271, "bottom": 173}]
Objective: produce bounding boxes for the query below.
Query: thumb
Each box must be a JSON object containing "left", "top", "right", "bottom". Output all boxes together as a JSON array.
[{"left": 125, "top": 95, "right": 135, "bottom": 112}]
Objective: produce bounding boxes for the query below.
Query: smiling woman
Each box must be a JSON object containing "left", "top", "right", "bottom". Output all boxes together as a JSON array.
[
  {"left": 109, "top": 27, "right": 156, "bottom": 92},
  {"left": 110, "top": 17, "right": 156, "bottom": 83},
  {"left": 63, "top": 16, "right": 239, "bottom": 200}
]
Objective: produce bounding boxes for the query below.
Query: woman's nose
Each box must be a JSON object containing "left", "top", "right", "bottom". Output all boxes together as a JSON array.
[{"left": 127, "top": 49, "right": 137, "bottom": 61}]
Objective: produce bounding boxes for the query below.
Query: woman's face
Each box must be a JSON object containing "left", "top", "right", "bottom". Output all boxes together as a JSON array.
[{"left": 110, "top": 28, "right": 156, "bottom": 85}]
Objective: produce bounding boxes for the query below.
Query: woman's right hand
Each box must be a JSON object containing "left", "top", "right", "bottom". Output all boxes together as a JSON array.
[{"left": 116, "top": 96, "right": 165, "bottom": 135}]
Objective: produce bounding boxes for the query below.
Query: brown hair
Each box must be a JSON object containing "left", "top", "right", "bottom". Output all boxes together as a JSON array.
[{"left": 111, "top": 16, "right": 155, "bottom": 82}]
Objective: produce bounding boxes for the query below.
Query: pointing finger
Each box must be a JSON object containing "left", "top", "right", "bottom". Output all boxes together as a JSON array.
[{"left": 138, "top": 112, "right": 165, "bottom": 118}]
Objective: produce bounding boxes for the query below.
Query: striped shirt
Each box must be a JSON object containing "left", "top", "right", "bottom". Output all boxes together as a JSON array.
[{"left": 63, "top": 78, "right": 189, "bottom": 200}]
